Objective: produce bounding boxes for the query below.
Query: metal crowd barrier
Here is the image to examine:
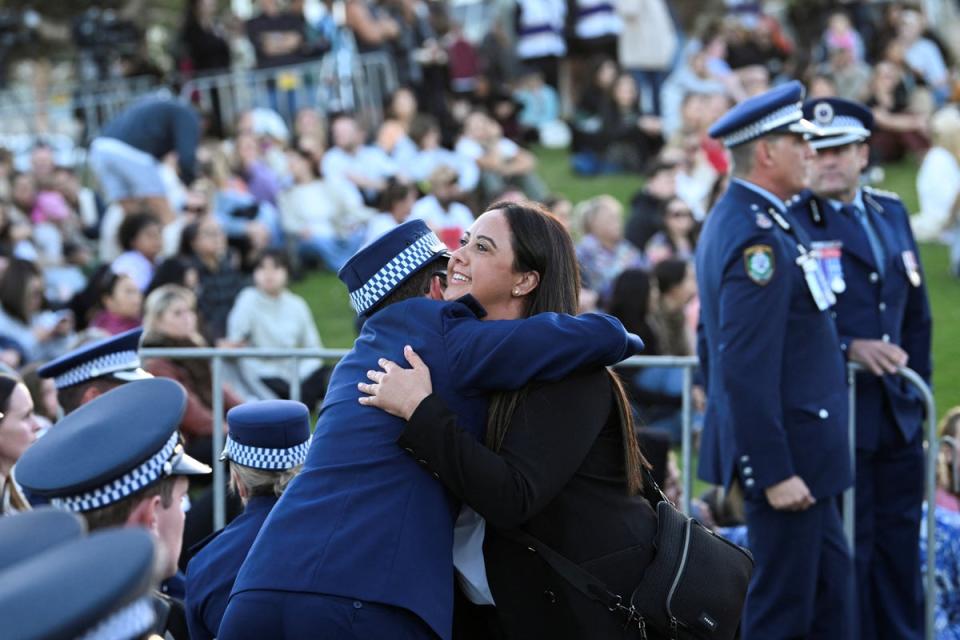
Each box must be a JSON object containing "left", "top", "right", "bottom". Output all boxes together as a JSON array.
[
  {"left": 139, "top": 347, "right": 938, "bottom": 638},
  {"left": 180, "top": 50, "right": 398, "bottom": 134}
]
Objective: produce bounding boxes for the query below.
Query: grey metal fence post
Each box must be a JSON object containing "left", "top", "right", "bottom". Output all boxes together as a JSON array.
[
  {"left": 681, "top": 366, "right": 693, "bottom": 514},
  {"left": 211, "top": 355, "right": 226, "bottom": 531},
  {"left": 288, "top": 357, "right": 301, "bottom": 403},
  {"left": 844, "top": 365, "right": 857, "bottom": 550}
]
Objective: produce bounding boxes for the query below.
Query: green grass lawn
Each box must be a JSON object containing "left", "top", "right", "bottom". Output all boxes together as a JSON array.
[{"left": 292, "top": 148, "right": 960, "bottom": 421}]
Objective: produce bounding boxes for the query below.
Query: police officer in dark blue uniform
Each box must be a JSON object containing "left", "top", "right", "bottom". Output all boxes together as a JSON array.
[
  {"left": 222, "top": 218, "right": 643, "bottom": 639},
  {"left": 15, "top": 378, "right": 211, "bottom": 639},
  {"left": 791, "top": 97, "right": 932, "bottom": 640},
  {"left": 185, "top": 400, "right": 311, "bottom": 640},
  {"left": 697, "top": 81, "right": 854, "bottom": 639},
  {"left": 38, "top": 327, "right": 153, "bottom": 415},
  {"left": 0, "top": 526, "right": 160, "bottom": 640}
]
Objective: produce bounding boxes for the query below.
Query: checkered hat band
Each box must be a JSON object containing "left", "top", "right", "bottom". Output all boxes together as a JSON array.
[
  {"left": 77, "top": 596, "right": 155, "bottom": 640},
  {"left": 51, "top": 432, "right": 179, "bottom": 512},
  {"left": 723, "top": 103, "right": 803, "bottom": 148},
  {"left": 54, "top": 350, "right": 141, "bottom": 389},
  {"left": 225, "top": 435, "right": 311, "bottom": 470},
  {"left": 348, "top": 232, "right": 446, "bottom": 315}
]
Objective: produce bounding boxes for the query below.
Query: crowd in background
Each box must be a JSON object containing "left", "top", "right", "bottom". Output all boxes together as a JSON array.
[{"left": 1, "top": 1, "right": 960, "bottom": 630}]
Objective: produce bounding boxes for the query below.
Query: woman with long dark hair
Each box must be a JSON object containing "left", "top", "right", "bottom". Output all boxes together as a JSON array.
[
  {"left": 360, "top": 201, "right": 659, "bottom": 639},
  {"left": 0, "top": 373, "right": 40, "bottom": 515}
]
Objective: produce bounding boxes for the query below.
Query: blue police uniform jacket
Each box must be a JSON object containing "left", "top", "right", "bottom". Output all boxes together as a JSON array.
[
  {"left": 231, "top": 296, "right": 639, "bottom": 639},
  {"left": 696, "top": 179, "right": 852, "bottom": 500},
  {"left": 185, "top": 496, "right": 277, "bottom": 640},
  {"left": 790, "top": 187, "right": 932, "bottom": 450}
]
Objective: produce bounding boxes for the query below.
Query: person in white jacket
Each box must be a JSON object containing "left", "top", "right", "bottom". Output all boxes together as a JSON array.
[{"left": 616, "top": 0, "right": 678, "bottom": 116}]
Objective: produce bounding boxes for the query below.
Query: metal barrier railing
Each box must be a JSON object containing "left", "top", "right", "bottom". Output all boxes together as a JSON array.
[{"left": 138, "top": 347, "right": 938, "bottom": 638}]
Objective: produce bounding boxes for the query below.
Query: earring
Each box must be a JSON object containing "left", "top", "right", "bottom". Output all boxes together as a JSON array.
[{"left": 513, "top": 288, "right": 520, "bottom": 296}]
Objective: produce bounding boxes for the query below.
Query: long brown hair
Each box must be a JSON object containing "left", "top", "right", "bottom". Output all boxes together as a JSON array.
[{"left": 483, "top": 201, "right": 647, "bottom": 495}]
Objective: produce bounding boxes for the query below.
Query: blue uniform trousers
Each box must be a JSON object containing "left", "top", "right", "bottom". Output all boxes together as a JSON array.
[
  {"left": 218, "top": 590, "right": 439, "bottom": 639},
  {"left": 855, "top": 423, "right": 925, "bottom": 640},
  {"left": 743, "top": 497, "right": 855, "bottom": 640}
]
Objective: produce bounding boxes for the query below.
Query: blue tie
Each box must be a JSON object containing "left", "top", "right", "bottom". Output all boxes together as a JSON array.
[{"left": 852, "top": 204, "right": 886, "bottom": 277}]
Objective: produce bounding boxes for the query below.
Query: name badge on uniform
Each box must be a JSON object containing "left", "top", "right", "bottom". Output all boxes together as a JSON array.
[
  {"left": 901, "top": 250, "right": 922, "bottom": 287},
  {"left": 797, "top": 251, "right": 835, "bottom": 311},
  {"left": 744, "top": 245, "right": 774, "bottom": 285},
  {"left": 811, "top": 241, "right": 846, "bottom": 294}
]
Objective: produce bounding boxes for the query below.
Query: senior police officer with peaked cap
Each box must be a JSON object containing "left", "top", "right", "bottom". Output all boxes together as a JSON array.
[
  {"left": 38, "top": 327, "right": 152, "bottom": 415},
  {"left": 696, "top": 80, "right": 854, "bottom": 639},
  {"left": 15, "top": 378, "right": 210, "bottom": 639},
  {"left": 222, "top": 219, "right": 642, "bottom": 639},
  {"left": 185, "top": 400, "right": 311, "bottom": 640},
  {"left": 0, "top": 527, "right": 161, "bottom": 640},
  {"left": 791, "top": 96, "right": 932, "bottom": 640}
]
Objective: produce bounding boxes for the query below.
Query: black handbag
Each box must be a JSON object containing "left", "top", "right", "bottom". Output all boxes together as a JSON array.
[{"left": 505, "top": 468, "right": 753, "bottom": 639}]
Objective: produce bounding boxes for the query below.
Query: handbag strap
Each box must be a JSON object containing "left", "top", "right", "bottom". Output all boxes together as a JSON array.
[{"left": 501, "top": 465, "right": 671, "bottom": 613}]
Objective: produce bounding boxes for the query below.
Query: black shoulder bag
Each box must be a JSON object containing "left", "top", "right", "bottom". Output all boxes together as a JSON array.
[{"left": 505, "top": 468, "right": 753, "bottom": 640}]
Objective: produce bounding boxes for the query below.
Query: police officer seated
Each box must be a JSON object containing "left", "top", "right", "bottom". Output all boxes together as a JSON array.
[
  {"left": 38, "top": 327, "right": 151, "bottom": 415},
  {"left": 15, "top": 378, "right": 211, "bottom": 639},
  {"left": 185, "top": 400, "right": 311, "bottom": 640}
]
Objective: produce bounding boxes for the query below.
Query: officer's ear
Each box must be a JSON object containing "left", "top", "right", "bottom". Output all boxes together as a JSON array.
[
  {"left": 856, "top": 143, "right": 869, "bottom": 172},
  {"left": 127, "top": 494, "right": 162, "bottom": 531}
]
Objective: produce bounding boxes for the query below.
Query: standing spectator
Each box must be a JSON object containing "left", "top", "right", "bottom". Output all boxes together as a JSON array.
[
  {"left": 410, "top": 165, "right": 474, "bottom": 250},
  {"left": 322, "top": 114, "right": 399, "bottom": 205},
  {"left": 698, "top": 83, "right": 853, "bottom": 639},
  {"left": 0, "top": 373, "right": 39, "bottom": 515},
  {"left": 181, "top": 217, "right": 248, "bottom": 344},
  {"left": 89, "top": 271, "right": 144, "bottom": 336},
  {"left": 913, "top": 106, "right": 960, "bottom": 243},
  {"left": 346, "top": 0, "right": 401, "bottom": 54},
  {"left": 625, "top": 158, "right": 679, "bottom": 251},
  {"left": 279, "top": 146, "right": 372, "bottom": 272},
  {"left": 575, "top": 195, "right": 644, "bottom": 301},
  {"left": 645, "top": 197, "right": 697, "bottom": 264},
  {"left": 365, "top": 178, "right": 418, "bottom": 245},
  {"left": 142, "top": 285, "right": 242, "bottom": 461},
  {"left": 227, "top": 250, "right": 326, "bottom": 409},
  {"left": 111, "top": 212, "right": 163, "bottom": 292},
  {"left": 181, "top": 0, "right": 232, "bottom": 74},
  {"left": 0, "top": 260, "right": 73, "bottom": 363},
  {"left": 616, "top": 0, "right": 678, "bottom": 116},
  {"left": 246, "top": 0, "right": 307, "bottom": 68},
  {"left": 514, "top": 0, "right": 566, "bottom": 90},
  {"left": 88, "top": 98, "right": 200, "bottom": 224}
]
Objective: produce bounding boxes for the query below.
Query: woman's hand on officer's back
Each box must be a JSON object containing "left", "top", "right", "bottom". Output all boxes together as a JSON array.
[{"left": 358, "top": 346, "right": 433, "bottom": 421}]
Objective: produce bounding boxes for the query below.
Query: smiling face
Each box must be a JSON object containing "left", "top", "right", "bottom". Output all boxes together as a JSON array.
[{"left": 443, "top": 209, "right": 536, "bottom": 320}]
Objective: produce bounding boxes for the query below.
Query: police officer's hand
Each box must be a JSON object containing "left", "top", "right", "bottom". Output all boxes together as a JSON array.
[
  {"left": 848, "top": 339, "right": 908, "bottom": 376},
  {"left": 358, "top": 346, "right": 433, "bottom": 420},
  {"left": 764, "top": 476, "right": 816, "bottom": 511}
]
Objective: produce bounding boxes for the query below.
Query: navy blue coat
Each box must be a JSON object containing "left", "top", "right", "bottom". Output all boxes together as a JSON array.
[
  {"left": 696, "top": 179, "right": 852, "bottom": 501},
  {"left": 184, "top": 496, "right": 277, "bottom": 640},
  {"left": 790, "top": 187, "right": 932, "bottom": 450},
  {"left": 231, "top": 296, "right": 641, "bottom": 640}
]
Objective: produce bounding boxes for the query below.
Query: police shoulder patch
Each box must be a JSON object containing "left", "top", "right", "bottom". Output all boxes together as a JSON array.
[
  {"left": 744, "top": 244, "right": 775, "bottom": 285},
  {"left": 863, "top": 185, "right": 901, "bottom": 202}
]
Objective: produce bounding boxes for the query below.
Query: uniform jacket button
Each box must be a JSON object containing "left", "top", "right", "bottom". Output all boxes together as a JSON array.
[
  {"left": 818, "top": 409, "right": 829, "bottom": 419},
  {"left": 882, "top": 334, "right": 890, "bottom": 343},
  {"left": 403, "top": 447, "right": 414, "bottom": 454},
  {"left": 878, "top": 302, "right": 886, "bottom": 311},
  {"left": 431, "top": 472, "right": 440, "bottom": 480},
  {"left": 744, "top": 478, "right": 756, "bottom": 489},
  {"left": 743, "top": 467, "right": 753, "bottom": 476},
  {"left": 544, "top": 590, "right": 558, "bottom": 604},
  {"left": 417, "top": 458, "right": 428, "bottom": 466},
  {"left": 869, "top": 272, "right": 879, "bottom": 283},
  {"left": 740, "top": 455, "right": 749, "bottom": 464}
]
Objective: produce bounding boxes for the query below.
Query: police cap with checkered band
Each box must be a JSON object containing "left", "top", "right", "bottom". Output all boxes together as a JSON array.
[
  {"left": 15, "top": 378, "right": 210, "bottom": 513},
  {"left": 220, "top": 400, "right": 312, "bottom": 470},
  {"left": 38, "top": 327, "right": 152, "bottom": 390},
  {"left": 0, "top": 528, "right": 158, "bottom": 640},
  {"left": 338, "top": 219, "right": 450, "bottom": 317},
  {"left": 708, "top": 80, "right": 822, "bottom": 148},
  {"left": 802, "top": 97, "right": 874, "bottom": 150}
]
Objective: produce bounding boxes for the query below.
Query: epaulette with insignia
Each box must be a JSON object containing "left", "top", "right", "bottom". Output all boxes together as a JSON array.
[
  {"left": 862, "top": 185, "right": 902, "bottom": 201},
  {"left": 749, "top": 203, "right": 774, "bottom": 230}
]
